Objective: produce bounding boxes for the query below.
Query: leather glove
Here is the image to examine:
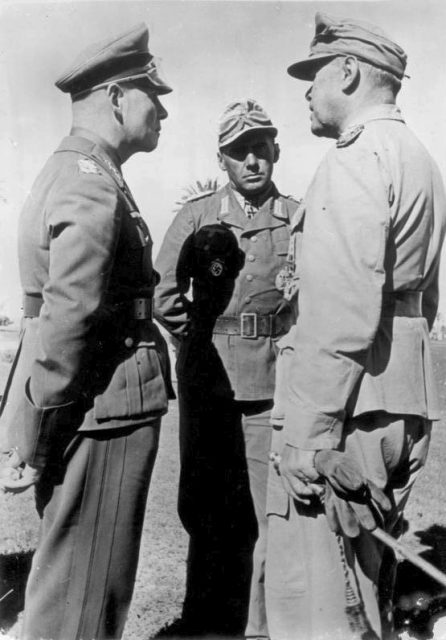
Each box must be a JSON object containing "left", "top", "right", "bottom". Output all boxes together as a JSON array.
[{"left": 314, "top": 450, "right": 391, "bottom": 537}]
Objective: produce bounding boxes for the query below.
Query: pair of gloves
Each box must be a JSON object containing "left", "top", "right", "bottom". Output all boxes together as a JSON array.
[{"left": 311, "top": 450, "right": 391, "bottom": 538}]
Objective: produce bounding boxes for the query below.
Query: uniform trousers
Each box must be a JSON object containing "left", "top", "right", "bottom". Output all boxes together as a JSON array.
[
  {"left": 22, "top": 421, "right": 160, "bottom": 640},
  {"left": 177, "top": 381, "right": 272, "bottom": 637},
  {"left": 265, "top": 413, "right": 431, "bottom": 640}
]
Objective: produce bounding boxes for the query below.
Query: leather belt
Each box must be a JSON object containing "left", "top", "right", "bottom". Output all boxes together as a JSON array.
[
  {"left": 382, "top": 291, "right": 422, "bottom": 317},
  {"left": 129, "top": 297, "right": 153, "bottom": 321},
  {"left": 22, "top": 294, "right": 153, "bottom": 321},
  {"left": 214, "top": 313, "right": 291, "bottom": 339}
]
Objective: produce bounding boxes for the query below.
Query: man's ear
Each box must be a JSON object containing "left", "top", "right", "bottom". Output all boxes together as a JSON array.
[
  {"left": 341, "top": 56, "right": 360, "bottom": 94},
  {"left": 273, "top": 142, "right": 280, "bottom": 164},
  {"left": 107, "top": 83, "right": 125, "bottom": 123},
  {"left": 217, "top": 150, "right": 227, "bottom": 173}
]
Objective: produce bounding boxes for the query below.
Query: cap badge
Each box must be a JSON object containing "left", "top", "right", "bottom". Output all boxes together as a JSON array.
[
  {"left": 313, "top": 24, "right": 337, "bottom": 43},
  {"left": 209, "top": 260, "right": 224, "bottom": 277}
]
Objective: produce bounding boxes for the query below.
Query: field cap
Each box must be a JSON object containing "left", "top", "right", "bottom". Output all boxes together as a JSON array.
[
  {"left": 288, "top": 12, "right": 407, "bottom": 81},
  {"left": 218, "top": 99, "right": 278, "bottom": 148},
  {"left": 55, "top": 23, "right": 172, "bottom": 98}
]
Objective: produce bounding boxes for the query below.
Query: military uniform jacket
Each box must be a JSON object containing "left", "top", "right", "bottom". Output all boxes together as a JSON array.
[
  {"left": 154, "top": 184, "right": 300, "bottom": 401},
  {"left": 283, "top": 104, "right": 446, "bottom": 451},
  {"left": 2, "top": 133, "right": 173, "bottom": 468}
]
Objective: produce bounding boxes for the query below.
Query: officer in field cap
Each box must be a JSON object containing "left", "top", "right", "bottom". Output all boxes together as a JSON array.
[
  {"left": 218, "top": 98, "right": 278, "bottom": 148},
  {"left": 0, "top": 21, "right": 173, "bottom": 640},
  {"left": 265, "top": 11, "right": 446, "bottom": 640},
  {"left": 155, "top": 99, "right": 302, "bottom": 637},
  {"left": 287, "top": 12, "right": 407, "bottom": 81}
]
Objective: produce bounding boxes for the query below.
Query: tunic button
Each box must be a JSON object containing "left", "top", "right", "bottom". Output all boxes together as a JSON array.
[
  {"left": 246, "top": 274, "right": 254, "bottom": 281},
  {"left": 124, "top": 337, "right": 134, "bottom": 348},
  {"left": 247, "top": 254, "right": 255, "bottom": 262},
  {"left": 245, "top": 297, "right": 252, "bottom": 304},
  {"left": 251, "top": 236, "right": 258, "bottom": 243}
]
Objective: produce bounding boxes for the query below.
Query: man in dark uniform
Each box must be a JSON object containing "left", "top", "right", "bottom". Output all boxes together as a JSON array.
[
  {"left": 0, "top": 23, "right": 173, "bottom": 640},
  {"left": 155, "top": 99, "right": 301, "bottom": 638}
]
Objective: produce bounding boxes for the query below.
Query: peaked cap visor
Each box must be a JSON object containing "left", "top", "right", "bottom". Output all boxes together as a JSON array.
[
  {"left": 288, "top": 53, "right": 340, "bottom": 80},
  {"left": 220, "top": 125, "right": 278, "bottom": 149}
]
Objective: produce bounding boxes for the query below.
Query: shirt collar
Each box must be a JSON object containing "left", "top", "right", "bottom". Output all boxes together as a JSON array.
[
  {"left": 342, "top": 103, "right": 405, "bottom": 133},
  {"left": 70, "top": 126, "right": 122, "bottom": 169},
  {"left": 230, "top": 182, "right": 275, "bottom": 213}
]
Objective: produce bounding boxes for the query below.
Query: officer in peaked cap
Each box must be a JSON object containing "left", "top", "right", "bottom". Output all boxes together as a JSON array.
[
  {"left": 265, "top": 12, "right": 446, "bottom": 640},
  {"left": 155, "top": 99, "right": 302, "bottom": 637},
  {"left": 0, "top": 22, "right": 173, "bottom": 640},
  {"left": 55, "top": 22, "right": 172, "bottom": 97}
]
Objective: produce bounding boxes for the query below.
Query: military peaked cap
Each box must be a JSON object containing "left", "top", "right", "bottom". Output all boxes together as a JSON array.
[
  {"left": 288, "top": 12, "right": 407, "bottom": 81},
  {"left": 218, "top": 99, "right": 278, "bottom": 148},
  {"left": 55, "top": 22, "right": 172, "bottom": 97}
]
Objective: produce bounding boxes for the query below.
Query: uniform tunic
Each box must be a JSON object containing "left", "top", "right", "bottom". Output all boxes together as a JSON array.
[
  {"left": 0, "top": 133, "right": 173, "bottom": 640},
  {"left": 155, "top": 183, "right": 298, "bottom": 399},
  {"left": 265, "top": 105, "right": 446, "bottom": 640},
  {"left": 155, "top": 183, "right": 300, "bottom": 636}
]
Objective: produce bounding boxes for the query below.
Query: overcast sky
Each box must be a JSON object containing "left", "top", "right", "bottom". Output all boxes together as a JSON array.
[{"left": 1, "top": 0, "right": 445, "bottom": 319}]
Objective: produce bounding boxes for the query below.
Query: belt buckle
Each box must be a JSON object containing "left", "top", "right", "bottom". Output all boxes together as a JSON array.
[
  {"left": 240, "top": 312, "right": 257, "bottom": 339},
  {"left": 133, "top": 298, "right": 153, "bottom": 321}
]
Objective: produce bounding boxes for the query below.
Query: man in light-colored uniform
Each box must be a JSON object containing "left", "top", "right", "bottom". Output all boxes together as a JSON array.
[
  {"left": 265, "top": 13, "right": 446, "bottom": 640},
  {"left": 0, "top": 23, "right": 173, "bottom": 640},
  {"left": 155, "top": 100, "right": 301, "bottom": 637}
]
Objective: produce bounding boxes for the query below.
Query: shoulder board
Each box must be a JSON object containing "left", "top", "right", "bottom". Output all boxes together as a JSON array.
[
  {"left": 290, "top": 201, "right": 305, "bottom": 230},
  {"left": 77, "top": 158, "right": 103, "bottom": 176},
  {"left": 185, "top": 190, "right": 216, "bottom": 203},
  {"left": 336, "top": 124, "right": 365, "bottom": 149},
  {"left": 282, "top": 194, "right": 302, "bottom": 204}
]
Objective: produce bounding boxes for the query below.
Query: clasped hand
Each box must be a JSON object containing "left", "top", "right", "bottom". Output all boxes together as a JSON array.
[
  {"left": 314, "top": 449, "right": 391, "bottom": 537},
  {"left": 271, "top": 446, "right": 392, "bottom": 537},
  {"left": 271, "top": 445, "right": 324, "bottom": 505}
]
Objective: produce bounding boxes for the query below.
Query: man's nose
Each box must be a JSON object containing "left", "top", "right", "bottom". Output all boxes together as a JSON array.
[
  {"left": 157, "top": 99, "right": 168, "bottom": 120},
  {"left": 245, "top": 152, "right": 258, "bottom": 167}
]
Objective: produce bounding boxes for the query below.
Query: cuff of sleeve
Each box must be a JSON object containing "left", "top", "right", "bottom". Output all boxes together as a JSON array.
[
  {"left": 284, "top": 409, "right": 344, "bottom": 450},
  {"left": 13, "top": 381, "right": 77, "bottom": 469},
  {"left": 270, "top": 404, "right": 285, "bottom": 427}
]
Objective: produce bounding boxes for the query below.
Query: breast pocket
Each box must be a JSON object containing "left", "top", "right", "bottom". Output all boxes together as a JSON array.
[
  {"left": 272, "top": 225, "right": 291, "bottom": 257},
  {"left": 275, "top": 239, "right": 290, "bottom": 257},
  {"left": 93, "top": 340, "right": 168, "bottom": 421}
]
